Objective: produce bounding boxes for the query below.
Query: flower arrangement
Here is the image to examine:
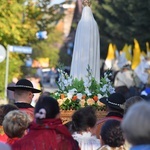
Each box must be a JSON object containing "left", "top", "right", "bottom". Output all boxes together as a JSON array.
[{"left": 51, "top": 66, "right": 115, "bottom": 110}]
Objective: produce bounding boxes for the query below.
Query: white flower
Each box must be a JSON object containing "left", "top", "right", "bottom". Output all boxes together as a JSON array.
[
  {"left": 67, "top": 92, "right": 73, "bottom": 99},
  {"left": 65, "top": 72, "right": 68, "bottom": 76},
  {"left": 77, "top": 93, "right": 82, "bottom": 99},
  {"left": 67, "top": 89, "right": 77, "bottom": 99},
  {"left": 83, "top": 79, "right": 91, "bottom": 87},
  {"left": 104, "top": 71, "right": 112, "bottom": 77},
  {"left": 104, "top": 84, "right": 108, "bottom": 88},
  {"left": 85, "top": 88, "right": 92, "bottom": 96},
  {"left": 105, "top": 77, "right": 110, "bottom": 82},
  {"left": 103, "top": 93, "right": 108, "bottom": 97},
  {"left": 100, "top": 84, "right": 107, "bottom": 92},
  {"left": 64, "top": 79, "right": 69, "bottom": 86},
  {"left": 97, "top": 94, "right": 103, "bottom": 99},
  {"left": 108, "top": 72, "right": 112, "bottom": 76},
  {"left": 68, "top": 88, "right": 77, "bottom": 95},
  {"left": 104, "top": 72, "right": 108, "bottom": 77},
  {"left": 108, "top": 86, "right": 115, "bottom": 94},
  {"left": 87, "top": 75, "right": 92, "bottom": 81},
  {"left": 54, "top": 92, "right": 60, "bottom": 96},
  {"left": 58, "top": 76, "right": 65, "bottom": 82},
  {"left": 58, "top": 83, "right": 65, "bottom": 91},
  {"left": 61, "top": 86, "right": 65, "bottom": 91},
  {"left": 71, "top": 88, "right": 77, "bottom": 93},
  {"left": 56, "top": 68, "right": 114, "bottom": 106},
  {"left": 67, "top": 78, "right": 73, "bottom": 86}
]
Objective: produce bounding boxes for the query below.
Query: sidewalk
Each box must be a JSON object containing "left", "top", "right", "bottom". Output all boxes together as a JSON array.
[{"left": 42, "top": 82, "right": 58, "bottom": 93}]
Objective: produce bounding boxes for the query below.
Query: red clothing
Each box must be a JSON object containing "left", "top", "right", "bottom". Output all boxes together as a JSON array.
[
  {"left": 12, "top": 118, "right": 80, "bottom": 150},
  {"left": 96, "top": 112, "right": 123, "bottom": 138},
  {"left": 7, "top": 137, "right": 20, "bottom": 145},
  {"left": 14, "top": 103, "right": 34, "bottom": 121},
  {"left": 0, "top": 126, "right": 8, "bottom": 143},
  {"left": 19, "top": 107, "right": 34, "bottom": 120}
]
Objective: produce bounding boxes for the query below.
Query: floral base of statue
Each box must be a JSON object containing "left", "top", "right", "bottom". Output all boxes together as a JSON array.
[
  {"left": 50, "top": 68, "right": 114, "bottom": 124},
  {"left": 58, "top": 97, "right": 107, "bottom": 124},
  {"left": 60, "top": 110, "right": 107, "bottom": 124}
]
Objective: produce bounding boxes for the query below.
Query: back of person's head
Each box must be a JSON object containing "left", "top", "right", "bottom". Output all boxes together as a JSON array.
[
  {"left": 124, "top": 96, "right": 144, "bottom": 114},
  {"left": 100, "top": 93, "right": 125, "bottom": 114},
  {"left": 100, "top": 119, "right": 125, "bottom": 147},
  {"left": 0, "top": 142, "right": 11, "bottom": 150},
  {"left": 35, "top": 96, "right": 60, "bottom": 120},
  {"left": 0, "top": 104, "right": 18, "bottom": 125},
  {"left": 14, "top": 89, "right": 32, "bottom": 97},
  {"left": 2, "top": 110, "right": 30, "bottom": 138},
  {"left": 41, "top": 91, "right": 50, "bottom": 97},
  {"left": 121, "top": 101, "right": 150, "bottom": 145},
  {"left": 71, "top": 106, "right": 96, "bottom": 132},
  {"left": 108, "top": 106, "right": 124, "bottom": 114},
  {"left": 14, "top": 89, "right": 33, "bottom": 104}
]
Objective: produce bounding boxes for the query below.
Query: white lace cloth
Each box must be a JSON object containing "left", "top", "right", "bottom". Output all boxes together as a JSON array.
[
  {"left": 98, "top": 145, "right": 126, "bottom": 150},
  {"left": 72, "top": 132, "right": 101, "bottom": 150}
]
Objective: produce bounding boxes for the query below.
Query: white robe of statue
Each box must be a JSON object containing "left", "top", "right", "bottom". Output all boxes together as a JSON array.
[{"left": 70, "top": 6, "right": 100, "bottom": 82}]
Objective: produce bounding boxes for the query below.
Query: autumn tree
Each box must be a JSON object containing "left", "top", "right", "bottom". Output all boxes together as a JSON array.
[
  {"left": 92, "top": 0, "right": 150, "bottom": 57},
  {"left": 0, "top": 0, "right": 64, "bottom": 99}
]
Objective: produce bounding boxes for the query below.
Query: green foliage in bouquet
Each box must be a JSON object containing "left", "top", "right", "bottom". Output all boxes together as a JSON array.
[
  {"left": 51, "top": 66, "right": 115, "bottom": 110},
  {"left": 60, "top": 99, "right": 81, "bottom": 110}
]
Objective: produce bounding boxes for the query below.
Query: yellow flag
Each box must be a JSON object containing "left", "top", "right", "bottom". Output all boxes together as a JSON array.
[
  {"left": 113, "top": 44, "right": 119, "bottom": 59},
  {"left": 122, "top": 44, "right": 128, "bottom": 52},
  {"left": 126, "top": 45, "right": 132, "bottom": 61},
  {"left": 113, "top": 44, "right": 117, "bottom": 51},
  {"left": 131, "top": 39, "right": 141, "bottom": 70},
  {"left": 146, "top": 42, "right": 150, "bottom": 52},
  {"left": 128, "top": 45, "right": 132, "bottom": 52},
  {"left": 122, "top": 44, "right": 132, "bottom": 61},
  {"left": 146, "top": 42, "right": 150, "bottom": 57},
  {"left": 106, "top": 43, "right": 115, "bottom": 60}
]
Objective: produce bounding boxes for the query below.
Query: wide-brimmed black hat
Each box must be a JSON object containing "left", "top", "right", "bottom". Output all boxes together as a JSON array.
[
  {"left": 99, "top": 93, "right": 125, "bottom": 110},
  {"left": 7, "top": 79, "right": 41, "bottom": 93}
]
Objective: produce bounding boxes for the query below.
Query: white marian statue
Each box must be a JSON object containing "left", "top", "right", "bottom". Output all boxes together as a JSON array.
[{"left": 70, "top": 0, "right": 100, "bottom": 82}]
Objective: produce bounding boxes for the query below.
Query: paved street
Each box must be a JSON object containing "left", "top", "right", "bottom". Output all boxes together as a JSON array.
[{"left": 42, "top": 82, "right": 58, "bottom": 93}]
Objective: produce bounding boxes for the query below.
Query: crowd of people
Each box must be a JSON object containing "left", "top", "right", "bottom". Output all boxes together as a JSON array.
[
  {"left": 0, "top": 75, "right": 150, "bottom": 150},
  {"left": 107, "top": 63, "right": 150, "bottom": 100}
]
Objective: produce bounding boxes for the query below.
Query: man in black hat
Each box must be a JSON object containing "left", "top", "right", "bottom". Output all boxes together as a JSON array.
[
  {"left": 7, "top": 78, "right": 41, "bottom": 121},
  {"left": 96, "top": 93, "right": 125, "bottom": 138}
]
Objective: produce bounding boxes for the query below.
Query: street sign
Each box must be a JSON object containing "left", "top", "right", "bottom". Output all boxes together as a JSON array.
[
  {"left": 0, "top": 45, "right": 6, "bottom": 63},
  {"left": 4, "top": 44, "right": 32, "bottom": 101},
  {"left": 8, "top": 45, "right": 32, "bottom": 54}
]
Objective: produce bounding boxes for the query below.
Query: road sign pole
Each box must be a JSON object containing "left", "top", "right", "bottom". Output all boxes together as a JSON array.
[
  {"left": 4, "top": 45, "right": 32, "bottom": 101},
  {"left": 4, "top": 45, "right": 10, "bottom": 101}
]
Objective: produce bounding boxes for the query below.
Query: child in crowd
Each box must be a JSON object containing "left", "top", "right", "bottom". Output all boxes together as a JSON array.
[
  {"left": 0, "top": 104, "right": 18, "bottom": 142},
  {"left": 3, "top": 110, "right": 31, "bottom": 145},
  {"left": 99, "top": 119, "right": 125, "bottom": 150},
  {"left": 71, "top": 106, "right": 100, "bottom": 150}
]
